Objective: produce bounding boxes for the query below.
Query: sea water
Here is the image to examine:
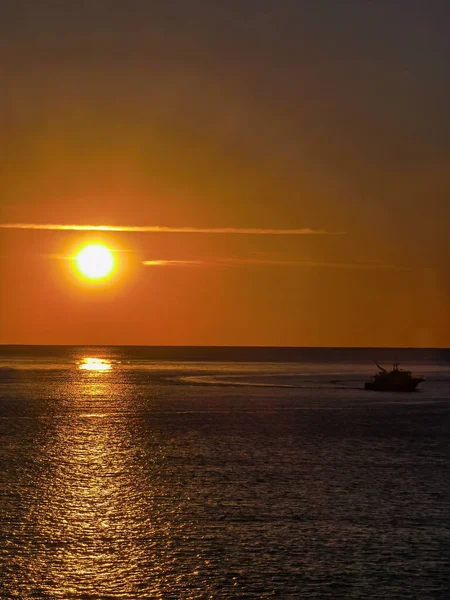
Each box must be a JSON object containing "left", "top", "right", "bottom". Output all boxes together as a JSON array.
[{"left": 1, "top": 346, "right": 450, "bottom": 599}]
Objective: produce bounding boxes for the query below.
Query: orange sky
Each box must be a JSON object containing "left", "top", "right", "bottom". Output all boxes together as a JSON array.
[{"left": 1, "top": 1, "right": 449, "bottom": 347}]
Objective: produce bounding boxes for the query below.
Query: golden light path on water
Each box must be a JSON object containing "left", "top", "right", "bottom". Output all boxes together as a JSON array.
[{"left": 28, "top": 355, "right": 173, "bottom": 598}]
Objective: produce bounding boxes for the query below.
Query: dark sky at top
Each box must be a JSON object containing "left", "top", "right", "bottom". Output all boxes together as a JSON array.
[
  {"left": 2, "top": 2, "right": 449, "bottom": 216},
  {"left": 1, "top": 1, "right": 449, "bottom": 345}
]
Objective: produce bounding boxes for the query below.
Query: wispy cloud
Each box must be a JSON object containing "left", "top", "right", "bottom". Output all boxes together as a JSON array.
[
  {"left": 0, "top": 223, "right": 342, "bottom": 235},
  {"left": 142, "top": 260, "right": 207, "bottom": 267},
  {"left": 142, "top": 257, "right": 410, "bottom": 271}
]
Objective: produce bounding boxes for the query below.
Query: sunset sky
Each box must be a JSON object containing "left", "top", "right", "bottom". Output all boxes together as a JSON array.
[{"left": 1, "top": 1, "right": 449, "bottom": 347}]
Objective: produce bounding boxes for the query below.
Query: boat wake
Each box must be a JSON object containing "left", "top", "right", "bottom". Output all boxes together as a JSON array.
[
  {"left": 176, "top": 375, "right": 295, "bottom": 388},
  {"left": 175, "top": 375, "right": 363, "bottom": 390}
]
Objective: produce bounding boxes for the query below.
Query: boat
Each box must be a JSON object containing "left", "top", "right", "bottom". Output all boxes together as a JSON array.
[{"left": 364, "top": 362, "right": 424, "bottom": 392}]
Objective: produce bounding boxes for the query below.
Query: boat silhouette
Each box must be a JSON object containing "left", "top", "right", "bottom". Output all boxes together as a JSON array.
[{"left": 364, "top": 362, "right": 424, "bottom": 392}]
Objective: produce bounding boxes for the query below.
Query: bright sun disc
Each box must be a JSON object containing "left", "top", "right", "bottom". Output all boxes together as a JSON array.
[{"left": 75, "top": 244, "right": 115, "bottom": 280}]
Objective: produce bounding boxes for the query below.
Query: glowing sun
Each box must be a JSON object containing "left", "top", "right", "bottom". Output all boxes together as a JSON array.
[{"left": 75, "top": 243, "right": 115, "bottom": 280}]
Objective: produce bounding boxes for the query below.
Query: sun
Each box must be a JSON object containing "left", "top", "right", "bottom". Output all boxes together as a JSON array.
[{"left": 75, "top": 243, "right": 115, "bottom": 280}]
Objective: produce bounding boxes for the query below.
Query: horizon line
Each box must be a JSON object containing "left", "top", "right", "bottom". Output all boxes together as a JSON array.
[{"left": 0, "top": 343, "right": 448, "bottom": 350}]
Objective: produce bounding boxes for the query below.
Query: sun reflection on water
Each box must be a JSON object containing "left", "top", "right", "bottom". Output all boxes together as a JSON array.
[
  {"left": 79, "top": 358, "right": 112, "bottom": 372},
  {"left": 23, "top": 362, "right": 152, "bottom": 597}
]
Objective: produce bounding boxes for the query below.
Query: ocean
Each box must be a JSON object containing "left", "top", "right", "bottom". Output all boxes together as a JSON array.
[{"left": 1, "top": 346, "right": 450, "bottom": 599}]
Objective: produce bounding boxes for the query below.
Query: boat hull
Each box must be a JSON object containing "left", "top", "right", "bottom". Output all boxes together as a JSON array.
[{"left": 364, "top": 378, "right": 424, "bottom": 392}]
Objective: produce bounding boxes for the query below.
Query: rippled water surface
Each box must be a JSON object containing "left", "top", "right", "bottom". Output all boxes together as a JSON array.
[{"left": 1, "top": 346, "right": 450, "bottom": 599}]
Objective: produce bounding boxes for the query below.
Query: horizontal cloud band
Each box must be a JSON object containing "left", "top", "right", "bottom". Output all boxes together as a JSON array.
[
  {"left": 142, "top": 258, "right": 409, "bottom": 271},
  {"left": 0, "top": 223, "right": 342, "bottom": 235}
]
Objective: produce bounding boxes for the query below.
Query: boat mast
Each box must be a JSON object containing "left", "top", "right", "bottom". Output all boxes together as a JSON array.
[{"left": 374, "top": 361, "right": 387, "bottom": 373}]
